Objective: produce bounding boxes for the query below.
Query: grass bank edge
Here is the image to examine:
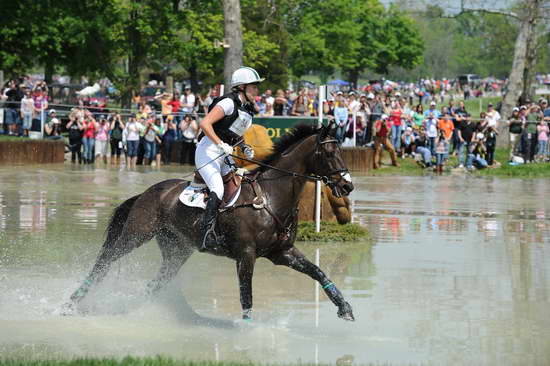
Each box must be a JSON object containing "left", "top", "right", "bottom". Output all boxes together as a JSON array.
[
  {"left": 0, "top": 358, "right": 357, "bottom": 366},
  {"left": 296, "top": 221, "right": 369, "bottom": 242}
]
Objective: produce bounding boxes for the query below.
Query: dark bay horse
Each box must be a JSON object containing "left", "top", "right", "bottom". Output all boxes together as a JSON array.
[{"left": 67, "top": 124, "right": 355, "bottom": 322}]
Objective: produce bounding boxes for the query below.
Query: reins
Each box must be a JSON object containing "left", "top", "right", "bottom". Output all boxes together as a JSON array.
[
  {"left": 228, "top": 138, "right": 346, "bottom": 186},
  {"left": 226, "top": 154, "right": 327, "bottom": 183},
  {"left": 181, "top": 134, "right": 347, "bottom": 188},
  {"left": 179, "top": 138, "right": 245, "bottom": 180}
]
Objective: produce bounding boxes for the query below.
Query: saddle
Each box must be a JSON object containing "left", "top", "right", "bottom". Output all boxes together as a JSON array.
[{"left": 192, "top": 171, "right": 242, "bottom": 208}]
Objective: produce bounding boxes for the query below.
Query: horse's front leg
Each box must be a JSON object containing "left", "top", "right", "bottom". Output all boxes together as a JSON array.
[
  {"left": 236, "top": 248, "right": 256, "bottom": 320},
  {"left": 267, "top": 246, "right": 355, "bottom": 321}
]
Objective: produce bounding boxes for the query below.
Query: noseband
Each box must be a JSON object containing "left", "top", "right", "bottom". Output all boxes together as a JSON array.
[{"left": 314, "top": 136, "right": 351, "bottom": 191}]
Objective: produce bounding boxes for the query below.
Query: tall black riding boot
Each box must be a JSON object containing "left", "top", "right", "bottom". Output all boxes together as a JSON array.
[{"left": 200, "top": 194, "right": 223, "bottom": 252}]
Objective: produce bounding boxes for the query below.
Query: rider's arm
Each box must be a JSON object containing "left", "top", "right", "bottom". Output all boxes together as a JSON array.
[{"left": 199, "top": 105, "right": 226, "bottom": 146}]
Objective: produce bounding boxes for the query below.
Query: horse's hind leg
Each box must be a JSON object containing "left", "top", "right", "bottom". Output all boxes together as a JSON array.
[
  {"left": 146, "top": 232, "right": 234, "bottom": 328},
  {"left": 267, "top": 246, "right": 355, "bottom": 321},
  {"left": 68, "top": 223, "right": 156, "bottom": 309},
  {"left": 146, "top": 230, "right": 194, "bottom": 296}
]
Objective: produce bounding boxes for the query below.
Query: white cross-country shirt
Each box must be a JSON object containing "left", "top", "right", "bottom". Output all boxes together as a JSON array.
[{"left": 214, "top": 94, "right": 246, "bottom": 116}]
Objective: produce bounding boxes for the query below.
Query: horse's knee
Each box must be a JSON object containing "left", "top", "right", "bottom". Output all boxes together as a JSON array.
[{"left": 266, "top": 250, "right": 293, "bottom": 266}]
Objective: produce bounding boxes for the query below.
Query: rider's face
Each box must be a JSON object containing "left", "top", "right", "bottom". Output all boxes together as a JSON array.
[{"left": 244, "top": 84, "right": 259, "bottom": 99}]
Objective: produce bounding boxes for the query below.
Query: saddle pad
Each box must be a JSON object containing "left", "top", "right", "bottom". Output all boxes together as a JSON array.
[{"left": 179, "top": 184, "right": 242, "bottom": 209}]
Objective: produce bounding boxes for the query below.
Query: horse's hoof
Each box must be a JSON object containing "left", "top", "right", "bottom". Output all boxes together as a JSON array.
[
  {"left": 242, "top": 309, "right": 252, "bottom": 321},
  {"left": 337, "top": 302, "right": 355, "bottom": 321},
  {"left": 59, "top": 302, "right": 77, "bottom": 316}
]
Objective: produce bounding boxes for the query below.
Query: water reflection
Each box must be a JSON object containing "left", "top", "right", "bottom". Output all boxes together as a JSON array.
[
  {"left": 1, "top": 168, "right": 550, "bottom": 364},
  {"left": 354, "top": 202, "right": 550, "bottom": 242}
]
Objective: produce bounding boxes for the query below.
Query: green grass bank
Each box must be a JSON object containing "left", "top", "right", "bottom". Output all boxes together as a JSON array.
[
  {"left": 296, "top": 222, "right": 369, "bottom": 242},
  {"left": 0, "top": 358, "right": 371, "bottom": 366},
  {"left": 0, "top": 359, "right": 318, "bottom": 366},
  {"left": 0, "top": 135, "right": 32, "bottom": 141}
]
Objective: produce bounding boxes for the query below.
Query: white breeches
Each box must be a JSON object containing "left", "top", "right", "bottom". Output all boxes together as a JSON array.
[{"left": 195, "top": 136, "right": 234, "bottom": 200}]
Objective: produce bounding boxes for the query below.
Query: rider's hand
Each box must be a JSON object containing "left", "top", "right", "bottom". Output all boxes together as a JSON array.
[
  {"left": 242, "top": 144, "right": 254, "bottom": 159},
  {"left": 217, "top": 142, "right": 233, "bottom": 156}
]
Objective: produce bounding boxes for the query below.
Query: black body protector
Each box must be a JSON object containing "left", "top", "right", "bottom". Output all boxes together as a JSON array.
[{"left": 208, "top": 91, "right": 256, "bottom": 145}]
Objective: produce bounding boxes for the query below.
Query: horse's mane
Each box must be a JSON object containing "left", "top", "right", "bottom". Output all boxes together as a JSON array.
[{"left": 251, "top": 123, "right": 319, "bottom": 173}]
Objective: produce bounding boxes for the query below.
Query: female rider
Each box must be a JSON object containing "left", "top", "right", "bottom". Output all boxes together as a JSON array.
[{"left": 196, "top": 66, "right": 263, "bottom": 251}]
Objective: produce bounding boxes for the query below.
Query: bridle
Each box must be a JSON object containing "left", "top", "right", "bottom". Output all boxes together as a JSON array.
[{"left": 313, "top": 135, "right": 351, "bottom": 196}]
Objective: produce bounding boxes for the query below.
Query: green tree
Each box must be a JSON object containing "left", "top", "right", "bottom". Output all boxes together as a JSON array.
[
  {"left": 107, "top": 0, "right": 186, "bottom": 107},
  {"left": 286, "top": 0, "right": 423, "bottom": 86},
  {"left": 451, "top": 12, "right": 518, "bottom": 78},
  {"left": 347, "top": 4, "right": 423, "bottom": 86},
  {"left": 175, "top": 1, "right": 279, "bottom": 93},
  {"left": 399, "top": 6, "right": 521, "bottom": 81},
  {"left": 0, "top": 0, "right": 120, "bottom": 82},
  {"left": 287, "top": 0, "right": 367, "bottom": 82},
  {"left": 241, "top": 0, "right": 290, "bottom": 91}
]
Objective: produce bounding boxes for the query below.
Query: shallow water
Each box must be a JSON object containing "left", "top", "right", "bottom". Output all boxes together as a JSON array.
[{"left": 1, "top": 165, "right": 550, "bottom": 365}]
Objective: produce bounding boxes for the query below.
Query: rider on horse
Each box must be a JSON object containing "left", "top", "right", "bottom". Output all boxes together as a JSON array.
[{"left": 196, "top": 66, "right": 263, "bottom": 252}]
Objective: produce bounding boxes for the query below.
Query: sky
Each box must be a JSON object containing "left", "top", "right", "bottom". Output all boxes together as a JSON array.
[{"left": 380, "top": 0, "right": 517, "bottom": 14}]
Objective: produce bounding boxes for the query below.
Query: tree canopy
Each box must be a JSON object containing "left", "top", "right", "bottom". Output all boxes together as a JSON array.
[{"left": 0, "top": 0, "right": 425, "bottom": 96}]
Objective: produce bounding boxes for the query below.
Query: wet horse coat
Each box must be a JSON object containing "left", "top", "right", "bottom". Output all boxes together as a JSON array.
[{"left": 67, "top": 124, "right": 355, "bottom": 321}]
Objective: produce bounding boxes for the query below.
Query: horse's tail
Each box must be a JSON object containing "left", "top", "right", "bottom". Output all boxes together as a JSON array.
[{"left": 103, "top": 194, "right": 141, "bottom": 250}]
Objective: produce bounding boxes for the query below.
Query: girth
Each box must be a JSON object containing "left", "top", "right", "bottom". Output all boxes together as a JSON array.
[{"left": 236, "top": 173, "right": 297, "bottom": 242}]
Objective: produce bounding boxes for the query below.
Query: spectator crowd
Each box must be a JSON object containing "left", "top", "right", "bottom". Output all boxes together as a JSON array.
[
  {"left": 2, "top": 75, "right": 550, "bottom": 172},
  {"left": 315, "top": 91, "right": 550, "bottom": 172}
]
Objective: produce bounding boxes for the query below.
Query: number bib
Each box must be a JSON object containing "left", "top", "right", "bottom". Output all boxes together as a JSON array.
[{"left": 229, "top": 109, "right": 253, "bottom": 137}]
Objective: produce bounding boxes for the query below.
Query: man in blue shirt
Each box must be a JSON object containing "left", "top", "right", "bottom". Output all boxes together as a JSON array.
[{"left": 424, "top": 101, "right": 441, "bottom": 119}]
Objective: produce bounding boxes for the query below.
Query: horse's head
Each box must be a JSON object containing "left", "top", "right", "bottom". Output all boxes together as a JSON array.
[{"left": 312, "top": 123, "right": 354, "bottom": 198}]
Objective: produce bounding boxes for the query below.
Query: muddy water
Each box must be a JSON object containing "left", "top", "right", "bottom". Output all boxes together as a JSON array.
[{"left": 1, "top": 165, "right": 550, "bottom": 365}]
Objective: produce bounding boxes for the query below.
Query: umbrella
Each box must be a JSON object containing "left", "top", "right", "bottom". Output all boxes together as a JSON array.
[{"left": 327, "top": 79, "right": 350, "bottom": 86}]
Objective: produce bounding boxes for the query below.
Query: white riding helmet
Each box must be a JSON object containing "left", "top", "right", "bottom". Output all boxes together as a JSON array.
[{"left": 231, "top": 67, "right": 265, "bottom": 88}]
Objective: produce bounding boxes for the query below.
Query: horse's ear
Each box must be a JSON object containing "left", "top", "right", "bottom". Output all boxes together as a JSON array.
[
  {"left": 326, "top": 120, "right": 338, "bottom": 138},
  {"left": 318, "top": 122, "right": 330, "bottom": 140}
]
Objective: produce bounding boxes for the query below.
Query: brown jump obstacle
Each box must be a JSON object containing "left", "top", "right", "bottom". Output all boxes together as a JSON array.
[{"left": 0, "top": 139, "right": 65, "bottom": 165}]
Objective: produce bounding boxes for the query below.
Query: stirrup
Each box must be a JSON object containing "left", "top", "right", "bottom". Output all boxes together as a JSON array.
[{"left": 199, "top": 226, "right": 223, "bottom": 252}]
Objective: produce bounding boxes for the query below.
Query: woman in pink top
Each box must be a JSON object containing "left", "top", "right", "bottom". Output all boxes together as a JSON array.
[
  {"left": 537, "top": 120, "right": 549, "bottom": 162},
  {"left": 32, "top": 87, "right": 48, "bottom": 126},
  {"left": 82, "top": 111, "right": 98, "bottom": 164},
  {"left": 95, "top": 118, "right": 111, "bottom": 164},
  {"left": 390, "top": 103, "right": 403, "bottom": 154}
]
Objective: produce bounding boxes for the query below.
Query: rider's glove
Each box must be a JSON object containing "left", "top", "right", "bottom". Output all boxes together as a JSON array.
[
  {"left": 242, "top": 144, "right": 255, "bottom": 159},
  {"left": 217, "top": 141, "right": 233, "bottom": 156}
]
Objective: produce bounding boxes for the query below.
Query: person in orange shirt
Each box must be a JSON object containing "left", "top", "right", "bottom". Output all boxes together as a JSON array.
[{"left": 437, "top": 108, "right": 454, "bottom": 141}]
